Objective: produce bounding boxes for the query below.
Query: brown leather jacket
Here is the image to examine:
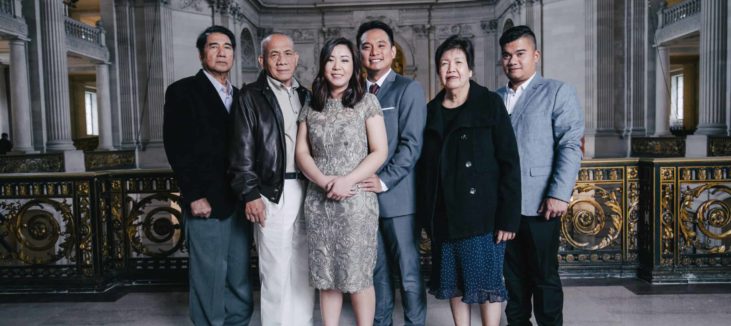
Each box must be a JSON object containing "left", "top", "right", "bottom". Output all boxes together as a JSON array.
[{"left": 228, "top": 71, "right": 311, "bottom": 204}]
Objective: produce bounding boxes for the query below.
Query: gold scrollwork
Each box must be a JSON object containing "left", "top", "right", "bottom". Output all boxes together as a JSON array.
[
  {"left": 8, "top": 199, "right": 76, "bottom": 265},
  {"left": 561, "top": 184, "right": 623, "bottom": 250},
  {"left": 626, "top": 182, "right": 639, "bottom": 259},
  {"left": 679, "top": 185, "right": 731, "bottom": 255},
  {"left": 660, "top": 183, "right": 674, "bottom": 265},
  {"left": 126, "top": 193, "right": 183, "bottom": 258}
]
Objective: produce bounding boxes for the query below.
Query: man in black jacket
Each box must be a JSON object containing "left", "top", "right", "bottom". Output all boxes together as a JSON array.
[
  {"left": 163, "top": 26, "right": 253, "bottom": 326},
  {"left": 229, "top": 33, "right": 315, "bottom": 325}
]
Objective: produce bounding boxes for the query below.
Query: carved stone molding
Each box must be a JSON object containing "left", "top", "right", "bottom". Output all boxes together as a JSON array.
[
  {"left": 321, "top": 27, "right": 341, "bottom": 39},
  {"left": 480, "top": 19, "right": 499, "bottom": 34},
  {"left": 0, "top": 154, "right": 64, "bottom": 173},
  {"left": 630, "top": 137, "right": 685, "bottom": 157},
  {"left": 708, "top": 136, "right": 731, "bottom": 157},
  {"left": 436, "top": 23, "right": 475, "bottom": 39},
  {"left": 411, "top": 24, "right": 431, "bottom": 38},
  {"left": 292, "top": 29, "right": 316, "bottom": 43}
]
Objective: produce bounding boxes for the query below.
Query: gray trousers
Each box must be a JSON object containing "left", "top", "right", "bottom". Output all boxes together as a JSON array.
[
  {"left": 373, "top": 214, "right": 427, "bottom": 326},
  {"left": 186, "top": 209, "right": 254, "bottom": 326}
]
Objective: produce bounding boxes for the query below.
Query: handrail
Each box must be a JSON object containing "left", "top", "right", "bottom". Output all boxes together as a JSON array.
[
  {"left": 64, "top": 17, "right": 104, "bottom": 47},
  {"left": 658, "top": 0, "right": 700, "bottom": 28},
  {"left": 0, "top": 0, "right": 13, "bottom": 17}
]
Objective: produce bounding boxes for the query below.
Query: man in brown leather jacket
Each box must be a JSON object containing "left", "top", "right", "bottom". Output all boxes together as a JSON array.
[{"left": 228, "top": 33, "right": 315, "bottom": 325}]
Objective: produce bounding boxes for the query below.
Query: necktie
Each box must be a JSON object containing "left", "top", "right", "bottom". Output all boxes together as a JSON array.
[{"left": 369, "top": 83, "right": 380, "bottom": 95}]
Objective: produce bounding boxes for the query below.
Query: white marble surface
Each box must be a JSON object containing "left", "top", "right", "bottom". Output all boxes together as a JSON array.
[{"left": 1, "top": 285, "right": 730, "bottom": 325}]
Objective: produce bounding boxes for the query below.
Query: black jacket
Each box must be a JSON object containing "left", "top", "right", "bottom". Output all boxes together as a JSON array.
[
  {"left": 229, "top": 71, "right": 311, "bottom": 204},
  {"left": 417, "top": 81, "right": 521, "bottom": 240},
  {"left": 163, "top": 70, "right": 238, "bottom": 218}
]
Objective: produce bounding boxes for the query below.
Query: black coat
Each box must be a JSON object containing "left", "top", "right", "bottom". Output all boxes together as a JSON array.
[
  {"left": 417, "top": 81, "right": 521, "bottom": 240},
  {"left": 228, "top": 71, "right": 311, "bottom": 204},
  {"left": 163, "top": 70, "right": 238, "bottom": 218}
]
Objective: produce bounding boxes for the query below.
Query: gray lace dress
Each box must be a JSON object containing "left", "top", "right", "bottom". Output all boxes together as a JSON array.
[{"left": 297, "top": 93, "right": 383, "bottom": 293}]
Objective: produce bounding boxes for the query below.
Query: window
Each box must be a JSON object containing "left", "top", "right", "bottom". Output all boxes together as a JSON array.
[
  {"left": 85, "top": 90, "right": 98, "bottom": 136},
  {"left": 670, "top": 73, "right": 684, "bottom": 127}
]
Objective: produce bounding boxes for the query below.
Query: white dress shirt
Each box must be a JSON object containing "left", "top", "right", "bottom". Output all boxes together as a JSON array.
[
  {"left": 202, "top": 69, "right": 234, "bottom": 112},
  {"left": 504, "top": 72, "right": 536, "bottom": 115}
]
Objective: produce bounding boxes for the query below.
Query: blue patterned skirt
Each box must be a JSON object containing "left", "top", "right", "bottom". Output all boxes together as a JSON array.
[{"left": 428, "top": 232, "right": 508, "bottom": 304}]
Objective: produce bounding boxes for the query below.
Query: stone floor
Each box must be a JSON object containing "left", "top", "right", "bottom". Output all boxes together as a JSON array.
[{"left": 1, "top": 280, "right": 730, "bottom": 325}]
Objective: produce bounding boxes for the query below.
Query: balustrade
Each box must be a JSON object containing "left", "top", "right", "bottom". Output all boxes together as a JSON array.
[
  {"left": 2, "top": 158, "right": 731, "bottom": 298},
  {"left": 658, "top": 0, "right": 701, "bottom": 28}
]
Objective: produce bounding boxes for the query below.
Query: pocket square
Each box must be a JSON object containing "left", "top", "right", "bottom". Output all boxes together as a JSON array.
[{"left": 381, "top": 107, "right": 395, "bottom": 111}]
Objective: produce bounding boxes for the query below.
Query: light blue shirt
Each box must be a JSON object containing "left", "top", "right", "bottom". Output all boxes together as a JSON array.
[{"left": 202, "top": 69, "right": 233, "bottom": 112}]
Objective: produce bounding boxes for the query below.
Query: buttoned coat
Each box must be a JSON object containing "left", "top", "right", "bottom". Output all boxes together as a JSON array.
[
  {"left": 417, "top": 81, "right": 521, "bottom": 240},
  {"left": 496, "top": 74, "right": 584, "bottom": 216}
]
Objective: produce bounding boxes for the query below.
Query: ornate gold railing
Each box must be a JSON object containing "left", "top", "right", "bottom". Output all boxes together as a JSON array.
[
  {"left": 3, "top": 158, "right": 731, "bottom": 297},
  {"left": 639, "top": 158, "right": 731, "bottom": 283},
  {"left": 558, "top": 159, "right": 639, "bottom": 277}
]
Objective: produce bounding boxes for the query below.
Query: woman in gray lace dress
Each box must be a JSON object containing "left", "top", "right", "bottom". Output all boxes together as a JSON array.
[{"left": 295, "top": 37, "right": 388, "bottom": 326}]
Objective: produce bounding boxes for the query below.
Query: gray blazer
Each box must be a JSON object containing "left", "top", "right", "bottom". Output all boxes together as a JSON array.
[
  {"left": 497, "top": 74, "right": 584, "bottom": 216},
  {"left": 374, "top": 71, "right": 427, "bottom": 218}
]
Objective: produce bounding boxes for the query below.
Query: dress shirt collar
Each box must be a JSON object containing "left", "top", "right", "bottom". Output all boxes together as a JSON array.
[
  {"left": 506, "top": 72, "right": 536, "bottom": 94},
  {"left": 266, "top": 74, "right": 299, "bottom": 92},
  {"left": 366, "top": 68, "right": 392, "bottom": 90},
  {"left": 202, "top": 69, "right": 233, "bottom": 97}
]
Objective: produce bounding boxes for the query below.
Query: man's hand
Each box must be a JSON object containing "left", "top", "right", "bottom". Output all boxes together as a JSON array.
[
  {"left": 358, "top": 175, "right": 384, "bottom": 193},
  {"left": 538, "top": 197, "right": 569, "bottom": 220},
  {"left": 495, "top": 230, "right": 516, "bottom": 244},
  {"left": 245, "top": 198, "right": 267, "bottom": 227},
  {"left": 190, "top": 198, "right": 212, "bottom": 218}
]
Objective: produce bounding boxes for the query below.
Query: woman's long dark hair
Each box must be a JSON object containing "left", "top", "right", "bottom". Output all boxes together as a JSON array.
[{"left": 311, "top": 37, "right": 365, "bottom": 111}]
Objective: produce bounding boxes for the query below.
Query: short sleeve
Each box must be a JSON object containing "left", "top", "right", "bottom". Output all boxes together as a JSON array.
[
  {"left": 298, "top": 104, "right": 310, "bottom": 122},
  {"left": 362, "top": 93, "right": 383, "bottom": 119}
]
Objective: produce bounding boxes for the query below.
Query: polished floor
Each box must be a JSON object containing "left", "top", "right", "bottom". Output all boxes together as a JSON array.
[{"left": 1, "top": 281, "right": 730, "bottom": 325}]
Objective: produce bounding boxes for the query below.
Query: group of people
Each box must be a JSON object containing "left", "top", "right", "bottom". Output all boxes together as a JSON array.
[{"left": 162, "top": 20, "right": 583, "bottom": 326}]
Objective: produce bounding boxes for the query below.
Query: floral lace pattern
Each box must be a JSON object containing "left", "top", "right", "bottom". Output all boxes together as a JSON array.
[{"left": 298, "top": 94, "right": 383, "bottom": 293}]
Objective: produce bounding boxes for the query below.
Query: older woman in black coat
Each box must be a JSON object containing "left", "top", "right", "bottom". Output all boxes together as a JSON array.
[{"left": 417, "top": 35, "right": 521, "bottom": 326}]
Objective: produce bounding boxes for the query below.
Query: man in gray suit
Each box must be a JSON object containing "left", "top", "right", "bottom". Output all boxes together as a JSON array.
[
  {"left": 496, "top": 25, "right": 584, "bottom": 326},
  {"left": 356, "top": 20, "right": 427, "bottom": 326}
]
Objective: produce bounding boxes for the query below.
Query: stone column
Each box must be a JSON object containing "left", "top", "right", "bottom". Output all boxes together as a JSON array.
[
  {"left": 654, "top": 45, "right": 671, "bottom": 136},
  {"left": 96, "top": 63, "right": 113, "bottom": 150},
  {"left": 9, "top": 39, "right": 34, "bottom": 152},
  {"left": 696, "top": 0, "right": 728, "bottom": 135},
  {"left": 41, "top": 0, "right": 75, "bottom": 151}
]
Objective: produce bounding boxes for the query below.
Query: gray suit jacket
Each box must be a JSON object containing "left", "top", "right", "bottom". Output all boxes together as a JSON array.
[
  {"left": 497, "top": 74, "right": 584, "bottom": 216},
  {"left": 373, "top": 71, "right": 427, "bottom": 218}
]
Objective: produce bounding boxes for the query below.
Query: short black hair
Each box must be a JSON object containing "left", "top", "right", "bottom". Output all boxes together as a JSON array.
[
  {"left": 499, "top": 25, "right": 537, "bottom": 49},
  {"left": 435, "top": 35, "right": 475, "bottom": 71},
  {"left": 196, "top": 25, "right": 236, "bottom": 55},
  {"left": 1, "top": 133, "right": 7, "bottom": 137},
  {"left": 356, "top": 20, "right": 394, "bottom": 48}
]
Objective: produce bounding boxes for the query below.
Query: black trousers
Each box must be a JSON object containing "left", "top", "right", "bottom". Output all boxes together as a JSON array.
[{"left": 504, "top": 216, "right": 563, "bottom": 326}]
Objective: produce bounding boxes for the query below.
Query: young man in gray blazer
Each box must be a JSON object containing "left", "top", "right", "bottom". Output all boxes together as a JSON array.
[
  {"left": 356, "top": 20, "right": 427, "bottom": 326},
  {"left": 496, "top": 25, "right": 584, "bottom": 326}
]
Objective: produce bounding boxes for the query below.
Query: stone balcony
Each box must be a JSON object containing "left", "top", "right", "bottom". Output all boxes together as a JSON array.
[
  {"left": 0, "top": 0, "right": 27, "bottom": 38},
  {"left": 64, "top": 16, "right": 109, "bottom": 62},
  {"left": 655, "top": 0, "right": 701, "bottom": 45}
]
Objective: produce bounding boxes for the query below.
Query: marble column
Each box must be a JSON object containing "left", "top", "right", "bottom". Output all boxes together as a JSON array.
[
  {"left": 9, "top": 39, "right": 34, "bottom": 152},
  {"left": 654, "top": 45, "right": 671, "bottom": 136},
  {"left": 96, "top": 63, "right": 113, "bottom": 150},
  {"left": 41, "top": 0, "right": 75, "bottom": 151},
  {"left": 696, "top": 0, "right": 728, "bottom": 135}
]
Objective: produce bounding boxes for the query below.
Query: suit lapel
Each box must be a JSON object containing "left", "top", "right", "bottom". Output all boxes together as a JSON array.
[
  {"left": 195, "top": 69, "right": 229, "bottom": 115},
  {"left": 509, "top": 74, "right": 543, "bottom": 125},
  {"left": 374, "top": 70, "right": 397, "bottom": 101}
]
